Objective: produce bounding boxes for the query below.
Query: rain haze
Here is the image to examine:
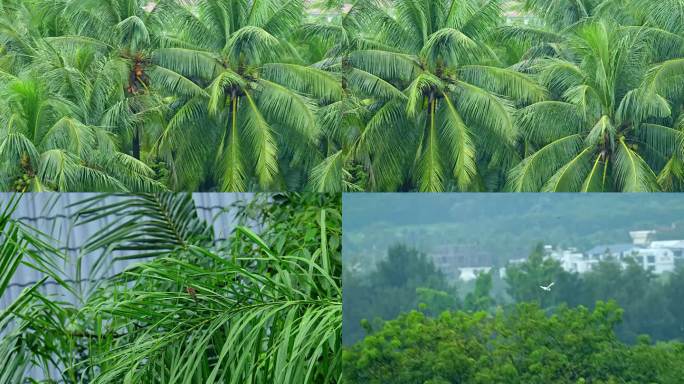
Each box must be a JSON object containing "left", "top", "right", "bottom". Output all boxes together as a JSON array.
[{"left": 343, "top": 194, "right": 684, "bottom": 383}]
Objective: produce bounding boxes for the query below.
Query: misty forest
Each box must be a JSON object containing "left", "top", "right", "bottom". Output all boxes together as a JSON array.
[
  {"left": 3, "top": 0, "right": 684, "bottom": 192},
  {"left": 342, "top": 195, "right": 684, "bottom": 383},
  {"left": 343, "top": 244, "right": 684, "bottom": 383},
  {"left": 343, "top": 194, "right": 684, "bottom": 268}
]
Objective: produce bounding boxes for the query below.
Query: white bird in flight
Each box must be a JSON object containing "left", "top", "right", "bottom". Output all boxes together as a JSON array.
[{"left": 540, "top": 282, "right": 555, "bottom": 291}]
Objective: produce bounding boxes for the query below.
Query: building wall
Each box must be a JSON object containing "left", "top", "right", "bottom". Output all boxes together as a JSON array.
[
  {"left": 631, "top": 248, "right": 675, "bottom": 274},
  {"left": 1, "top": 193, "right": 252, "bottom": 309}
]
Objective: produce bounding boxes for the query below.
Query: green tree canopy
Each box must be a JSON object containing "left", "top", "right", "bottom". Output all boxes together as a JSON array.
[
  {"left": 344, "top": 301, "right": 684, "bottom": 384},
  {"left": 4, "top": 0, "right": 684, "bottom": 191},
  {"left": 343, "top": 244, "right": 457, "bottom": 344}
]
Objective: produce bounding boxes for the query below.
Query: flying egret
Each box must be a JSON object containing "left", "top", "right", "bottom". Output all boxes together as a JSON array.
[{"left": 540, "top": 282, "right": 555, "bottom": 291}]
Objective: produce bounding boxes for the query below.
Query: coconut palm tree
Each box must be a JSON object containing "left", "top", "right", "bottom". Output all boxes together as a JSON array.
[
  {"left": 302, "top": 1, "right": 370, "bottom": 192},
  {"left": 48, "top": 0, "right": 179, "bottom": 162},
  {"left": 0, "top": 72, "right": 165, "bottom": 191},
  {"left": 151, "top": 0, "right": 342, "bottom": 191},
  {"left": 506, "top": 20, "right": 683, "bottom": 191},
  {"left": 0, "top": 0, "right": 167, "bottom": 191},
  {"left": 632, "top": 0, "right": 684, "bottom": 190},
  {"left": 345, "top": 0, "right": 546, "bottom": 192}
]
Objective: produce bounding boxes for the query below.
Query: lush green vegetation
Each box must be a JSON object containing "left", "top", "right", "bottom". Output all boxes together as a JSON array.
[
  {"left": 0, "top": 193, "right": 341, "bottom": 383},
  {"left": 341, "top": 0, "right": 684, "bottom": 191},
  {"left": 4, "top": 0, "right": 684, "bottom": 191},
  {"left": 344, "top": 302, "right": 684, "bottom": 383},
  {"left": 343, "top": 244, "right": 684, "bottom": 382},
  {"left": 0, "top": 0, "right": 343, "bottom": 192},
  {"left": 344, "top": 193, "right": 684, "bottom": 267}
]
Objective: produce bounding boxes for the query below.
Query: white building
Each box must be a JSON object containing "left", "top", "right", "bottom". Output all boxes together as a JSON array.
[
  {"left": 560, "top": 229, "right": 677, "bottom": 275},
  {"left": 458, "top": 267, "right": 492, "bottom": 282},
  {"left": 649, "top": 240, "right": 684, "bottom": 258},
  {"left": 625, "top": 248, "right": 675, "bottom": 274},
  {"left": 549, "top": 248, "right": 599, "bottom": 273},
  {"left": 469, "top": 229, "right": 681, "bottom": 281}
]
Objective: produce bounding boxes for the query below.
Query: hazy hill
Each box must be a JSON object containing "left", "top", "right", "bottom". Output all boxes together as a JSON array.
[{"left": 343, "top": 194, "right": 684, "bottom": 269}]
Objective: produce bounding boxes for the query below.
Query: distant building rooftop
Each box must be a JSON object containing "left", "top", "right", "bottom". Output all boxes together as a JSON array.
[{"left": 586, "top": 243, "right": 636, "bottom": 257}]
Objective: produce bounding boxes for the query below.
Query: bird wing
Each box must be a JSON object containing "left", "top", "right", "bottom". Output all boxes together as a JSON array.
[{"left": 549, "top": 282, "right": 555, "bottom": 287}]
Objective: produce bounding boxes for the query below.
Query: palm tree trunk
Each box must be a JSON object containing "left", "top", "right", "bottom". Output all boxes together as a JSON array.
[
  {"left": 132, "top": 127, "right": 141, "bottom": 160},
  {"left": 425, "top": 92, "right": 436, "bottom": 143},
  {"left": 231, "top": 92, "right": 238, "bottom": 139}
]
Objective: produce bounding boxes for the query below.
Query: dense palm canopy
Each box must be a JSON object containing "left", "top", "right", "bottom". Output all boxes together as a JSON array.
[
  {"left": 150, "top": 0, "right": 342, "bottom": 191},
  {"left": 0, "top": 0, "right": 340, "bottom": 192},
  {"left": 0, "top": 193, "right": 341, "bottom": 383},
  {"left": 341, "top": 0, "right": 684, "bottom": 191},
  {"left": 0, "top": 0, "right": 168, "bottom": 191},
  {"left": 344, "top": 0, "right": 547, "bottom": 191},
  {"left": 507, "top": 20, "right": 682, "bottom": 191},
  {"left": 2, "top": 0, "right": 684, "bottom": 191}
]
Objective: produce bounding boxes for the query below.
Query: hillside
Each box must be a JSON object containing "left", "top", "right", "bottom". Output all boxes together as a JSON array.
[{"left": 344, "top": 194, "right": 684, "bottom": 268}]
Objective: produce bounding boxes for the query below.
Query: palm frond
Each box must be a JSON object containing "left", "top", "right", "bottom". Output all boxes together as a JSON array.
[
  {"left": 243, "top": 90, "right": 278, "bottom": 189},
  {"left": 459, "top": 65, "right": 547, "bottom": 104},
  {"left": 440, "top": 94, "right": 477, "bottom": 190},
  {"left": 516, "top": 101, "right": 586, "bottom": 143},
  {"left": 613, "top": 137, "right": 660, "bottom": 192},
  {"left": 344, "top": 68, "right": 405, "bottom": 100},
  {"left": 255, "top": 78, "right": 319, "bottom": 141},
  {"left": 261, "top": 63, "right": 342, "bottom": 103},
  {"left": 507, "top": 134, "right": 585, "bottom": 191},
  {"left": 309, "top": 150, "right": 348, "bottom": 193},
  {"left": 451, "top": 81, "right": 516, "bottom": 149},
  {"left": 421, "top": 27, "right": 481, "bottom": 67},
  {"left": 73, "top": 193, "right": 213, "bottom": 261},
  {"left": 348, "top": 50, "right": 421, "bottom": 83}
]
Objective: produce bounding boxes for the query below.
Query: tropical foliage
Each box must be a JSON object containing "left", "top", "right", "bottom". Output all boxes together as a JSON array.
[
  {"left": 343, "top": 244, "right": 684, "bottom": 383},
  {"left": 344, "top": 302, "right": 684, "bottom": 383},
  {"left": 0, "top": 0, "right": 341, "bottom": 192},
  {"left": 339, "top": 0, "right": 684, "bottom": 191},
  {"left": 345, "top": 243, "right": 684, "bottom": 345},
  {"left": 0, "top": 193, "right": 341, "bottom": 383},
  {"left": 4, "top": 0, "right": 684, "bottom": 191}
]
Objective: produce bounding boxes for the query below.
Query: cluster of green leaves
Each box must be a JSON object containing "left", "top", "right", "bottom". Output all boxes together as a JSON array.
[
  {"left": 0, "top": 192, "right": 341, "bottom": 383},
  {"left": 0, "top": 195, "right": 69, "bottom": 383},
  {"left": 0, "top": 0, "right": 343, "bottom": 192},
  {"left": 343, "top": 301, "right": 684, "bottom": 383},
  {"left": 344, "top": 245, "right": 491, "bottom": 344},
  {"left": 4, "top": 0, "right": 684, "bottom": 192},
  {"left": 336, "top": 0, "right": 684, "bottom": 191}
]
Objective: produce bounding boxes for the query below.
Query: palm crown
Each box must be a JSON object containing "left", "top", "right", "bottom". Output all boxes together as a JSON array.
[
  {"left": 0, "top": 0, "right": 168, "bottom": 191},
  {"left": 345, "top": 0, "right": 546, "bottom": 191},
  {"left": 3, "top": 0, "right": 684, "bottom": 191},
  {"left": 508, "top": 20, "right": 680, "bottom": 191},
  {"left": 151, "top": 0, "right": 341, "bottom": 191}
]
